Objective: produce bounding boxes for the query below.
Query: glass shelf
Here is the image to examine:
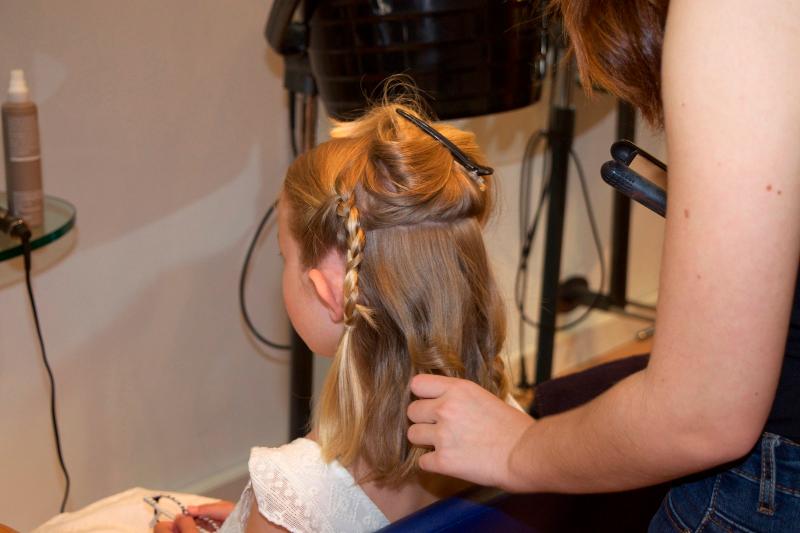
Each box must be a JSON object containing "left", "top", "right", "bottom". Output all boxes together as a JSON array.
[{"left": 0, "top": 193, "right": 76, "bottom": 262}]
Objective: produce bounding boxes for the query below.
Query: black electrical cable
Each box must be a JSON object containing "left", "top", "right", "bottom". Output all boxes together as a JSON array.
[
  {"left": 20, "top": 234, "right": 71, "bottom": 513},
  {"left": 288, "top": 91, "right": 299, "bottom": 158},
  {"left": 515, "top": 148, "right": 607, "bottom": 331},
  {"left": 515, "top": 137, "right": 608, "bottom": 387},
  {"left": 238, "top": 91, "right": 302, "bottom": 351},
  {"left": 516, "top": 130, "right": 548, "bottom": 387},
  {"left": 550, "top": 148, "right": 606, "bottom": 330},
  {"left": 519, "top": 131, "right": 547, "bottom": 239},
  {"left": 239, "top": 200, "right": 291, "bottom": 351}
]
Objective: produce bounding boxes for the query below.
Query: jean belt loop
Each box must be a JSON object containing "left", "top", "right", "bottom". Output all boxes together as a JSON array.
[{"left": 758, "top": 433, "right": 780, "bottom": 515}]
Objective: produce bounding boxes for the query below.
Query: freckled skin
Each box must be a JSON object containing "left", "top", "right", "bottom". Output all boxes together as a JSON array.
[
  {"left": 767, "top": 184, "right": 773, "bottom": 191},
  {"left": 405, "top": 0, "right": 800, "bottom": 497}
]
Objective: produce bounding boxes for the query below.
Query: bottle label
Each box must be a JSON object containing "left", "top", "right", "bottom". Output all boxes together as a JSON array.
[
  {"left": 5, "top": 113, "right": 41, "bottom": 161},
  {"left": 11, "top": 189, "right": 44, "bottom": 228}
]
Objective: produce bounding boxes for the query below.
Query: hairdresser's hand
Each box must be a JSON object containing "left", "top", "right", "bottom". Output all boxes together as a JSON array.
[
  {"left": 152, "top": 500, "right": 235, "bottom": 532},
  {"left": 407, "top": 375, "right": 535, "bottom": 491}
]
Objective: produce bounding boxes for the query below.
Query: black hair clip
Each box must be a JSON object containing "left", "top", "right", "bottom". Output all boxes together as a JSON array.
[{"left": 396, "top": 108, "right": 493, "bottom": 191}]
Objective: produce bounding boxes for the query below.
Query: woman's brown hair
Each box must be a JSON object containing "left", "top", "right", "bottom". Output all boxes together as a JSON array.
[
  {"left": 282, "top": 101, "right": 509, "bottom": 486},
  {"left": 550, "top": 0, "right": 669, "bottom": 126}
]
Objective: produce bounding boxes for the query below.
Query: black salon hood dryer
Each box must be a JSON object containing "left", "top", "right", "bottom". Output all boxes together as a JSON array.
[{"left": 266, "top": 0, "right": 547, "bottom": 120}]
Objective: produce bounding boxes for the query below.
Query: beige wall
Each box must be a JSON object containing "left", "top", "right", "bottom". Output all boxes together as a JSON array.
[{"left": 0, "top": 1, "right": 664, "bottom": 529}]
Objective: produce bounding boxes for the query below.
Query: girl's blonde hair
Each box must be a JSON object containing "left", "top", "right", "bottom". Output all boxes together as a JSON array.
[{"left": 283, "top": 100, "right": 509, "bottom": 486}]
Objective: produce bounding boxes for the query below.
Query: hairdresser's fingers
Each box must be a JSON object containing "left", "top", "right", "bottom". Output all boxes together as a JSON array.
[
  {"left": 411, "top": 384, "right": 536, "bottom": 490},
  {"left": 417, "top": 450, "right": 446, "bottom": 474},
  {"left": 407, "top": 420, "right": 437, "bottom": 446},
  {"left": 187, "top": 501, "right": 236, "bottom": 521},
  {"left": 408, "top": 377, "right": 487, "bottom": 425},
  {"left": 152, "top": 521, "right": 175, "bottom": 533},
  {"left": 406, "top": 397, "right": 441, "bottom": 424},
  {"left": 172, "top": 515, "right": 200, "bottom": 533},
  {"left": 409, "top": 374, "right": 459, "bottom": 399}
]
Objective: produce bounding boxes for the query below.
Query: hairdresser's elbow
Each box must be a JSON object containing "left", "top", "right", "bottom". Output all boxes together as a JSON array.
[
  {"left": 642, "top": 365, "right": 768, "bottom": 472},
  {"left": 669, "top": 407, "right": 764, "bottom": 471}
]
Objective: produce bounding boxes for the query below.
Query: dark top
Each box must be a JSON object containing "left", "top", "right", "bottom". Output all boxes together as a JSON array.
[{"left": 764, "top": 270, "right": 800, "bottom": 443}]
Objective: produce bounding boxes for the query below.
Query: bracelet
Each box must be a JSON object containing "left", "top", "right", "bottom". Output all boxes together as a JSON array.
[{"left": 144, "top": 494, "right": 221, "bottom": 532}]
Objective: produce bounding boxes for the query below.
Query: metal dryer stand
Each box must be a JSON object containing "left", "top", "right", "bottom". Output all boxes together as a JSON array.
[{"left": 532, "top": 75, "right": 653, "bottom": 384}]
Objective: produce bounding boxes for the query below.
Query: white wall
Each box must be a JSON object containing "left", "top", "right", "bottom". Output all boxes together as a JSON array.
[
  {"left": 0, "top": 2, "right": 664, "bottom": 529},
  {"left": 0, "top": 1, "right": 293, "bottom": 528}
]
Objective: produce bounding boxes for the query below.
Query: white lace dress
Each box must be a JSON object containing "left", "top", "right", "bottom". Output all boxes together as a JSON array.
[{"left": 219, "top": 438, "right": 389, "bottom": 533}]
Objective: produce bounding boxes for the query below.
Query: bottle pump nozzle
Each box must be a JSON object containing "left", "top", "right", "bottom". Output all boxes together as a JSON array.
[{"left": 8, "top": 69, "right": 30, "bottom": 102}]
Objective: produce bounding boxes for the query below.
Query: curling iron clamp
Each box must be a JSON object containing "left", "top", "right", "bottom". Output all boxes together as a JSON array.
[{"left": 601, "top": 140, "right": 668, "bottom": 218}]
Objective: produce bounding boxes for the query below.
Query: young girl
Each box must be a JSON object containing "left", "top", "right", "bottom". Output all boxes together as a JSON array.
[{"left": 164, "top": 101, "right": 514, "bottom": 532}]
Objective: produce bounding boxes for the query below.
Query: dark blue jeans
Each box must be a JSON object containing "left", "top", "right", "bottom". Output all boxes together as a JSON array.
[{"left": 649, "top": 433, "right": 800, "bottom": 532}]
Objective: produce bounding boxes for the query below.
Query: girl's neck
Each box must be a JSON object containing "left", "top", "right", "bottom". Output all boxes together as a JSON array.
[
  {"left": 349, "top": 455, "right": 470, "bottom": 522},
  {"left": 305, "top": 431, "right": 469, "bottom": 521}
]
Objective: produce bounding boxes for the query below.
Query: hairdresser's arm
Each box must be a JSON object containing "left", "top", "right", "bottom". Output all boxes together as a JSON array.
[{"left": 409, "top": 0, "right": 800, "bottom": 493}]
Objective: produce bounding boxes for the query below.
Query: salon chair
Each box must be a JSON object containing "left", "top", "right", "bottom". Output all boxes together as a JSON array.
[{"left": 379, "top": 354, "right": 670, "bottom": 533}]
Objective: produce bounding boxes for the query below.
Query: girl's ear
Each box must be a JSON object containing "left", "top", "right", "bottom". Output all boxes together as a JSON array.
[{"left": 307, "top": 250, "right": 345, "bottom": 323}]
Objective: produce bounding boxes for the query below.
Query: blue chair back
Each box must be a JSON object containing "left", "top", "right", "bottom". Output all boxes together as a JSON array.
[{"left": 377, "top": 484, "right": 668, "bottom": 532}]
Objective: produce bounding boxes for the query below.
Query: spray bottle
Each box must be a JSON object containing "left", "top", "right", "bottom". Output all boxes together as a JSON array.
[{"left": 2, "top": 69, "right": 43, "bottom": 228}]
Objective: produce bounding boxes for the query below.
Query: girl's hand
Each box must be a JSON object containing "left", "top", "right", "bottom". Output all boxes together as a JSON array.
[
  {"left": 187, "top": 501, "right": 236, "bottom": 526},
  {"left": 152, "top": 500, "right": 236, "bottom": 532},
  {"left": 153, "top": 515, "right": 199, "bottom": 533},
  {"left": 406, "top": 374, "right": 535, "bottom": 491}
]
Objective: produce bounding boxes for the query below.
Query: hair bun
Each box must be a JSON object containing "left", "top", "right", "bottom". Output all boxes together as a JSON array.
[{"left": 330, "top": 104, "right": 493, "bottom": 230}]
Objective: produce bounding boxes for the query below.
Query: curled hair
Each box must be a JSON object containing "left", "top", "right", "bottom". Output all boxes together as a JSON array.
[
  {"left": 282, "top": 101, "right": 509, "bottom": 485},
  {"left": 550, "top": 0, "right": 669, "bottom": 126}
]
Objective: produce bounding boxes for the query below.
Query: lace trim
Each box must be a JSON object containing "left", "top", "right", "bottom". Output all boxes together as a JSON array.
[
  {"left": 220, "top": 439, "right": 391, "bottom": 532},
  {"left": 250, "top": 457, "right": 321, "bottom": 532}
]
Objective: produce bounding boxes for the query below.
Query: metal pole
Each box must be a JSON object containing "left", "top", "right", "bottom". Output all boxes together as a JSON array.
[
  {"left": 534, "top": 51, "right": 576, "bottom": 384},
  {"left": 288, "top": 94, "right": 317, "bottom": 440},
  {"left": 609, "top": 101, "right": 636, "bottom": 307}
]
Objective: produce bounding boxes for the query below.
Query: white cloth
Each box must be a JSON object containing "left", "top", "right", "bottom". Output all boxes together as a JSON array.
[
  {"left": 220, "top": 438, "right": 389, "bottom": 533},
  {"left": 32, "top": 487, "right": 218, "bottom": 532}
]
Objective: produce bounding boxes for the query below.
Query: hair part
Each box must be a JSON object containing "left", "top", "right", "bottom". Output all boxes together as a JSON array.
[{"left": 282, "top": 101, "right": 509, "bottom": 485}]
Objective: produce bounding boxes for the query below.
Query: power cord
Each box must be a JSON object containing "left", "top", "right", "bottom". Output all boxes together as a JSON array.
[
  {"left": 515, "top": 133, "right": 607, "bottom": 387},
  {"left": 237, "top": 91, "right": 301, "bottom": 351},
  {"left": 1, "top": 211, "right": 71, "bottom": 513},
  {"left": 288, "top": 90, "right": 299, "bottom": 158},
  {"left": 239, "top": 200, "right": 291, "bottom": 350},
  {"left": 516, "top": 130, "right": 548, "bottom": 387}
]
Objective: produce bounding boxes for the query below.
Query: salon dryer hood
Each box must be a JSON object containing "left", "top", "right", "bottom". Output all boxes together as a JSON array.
[{"left": 267, "top": 0, "right": 547, "bottom": 120}]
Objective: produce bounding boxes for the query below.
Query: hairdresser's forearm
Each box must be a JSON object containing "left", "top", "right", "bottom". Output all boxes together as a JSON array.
[{"left": 506, "top": 368, "right": 742, "bottom": 494}]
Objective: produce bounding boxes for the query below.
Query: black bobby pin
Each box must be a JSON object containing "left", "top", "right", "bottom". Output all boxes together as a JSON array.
[{"left": 395, "top": 108, "right": 493, "bottom": 190}]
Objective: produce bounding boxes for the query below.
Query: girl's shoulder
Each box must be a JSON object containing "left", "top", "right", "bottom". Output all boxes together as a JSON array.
[
  {"left": 249, "top": 437, "right": 321, "bottom": 471},
  {"left": 243, "top": 438, "right": 389, "bottom": 533}
]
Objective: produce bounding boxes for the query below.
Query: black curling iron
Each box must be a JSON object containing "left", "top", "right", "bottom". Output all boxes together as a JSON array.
[{"left": 601, "top": 140, "right": 667, "bottom": 218}]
